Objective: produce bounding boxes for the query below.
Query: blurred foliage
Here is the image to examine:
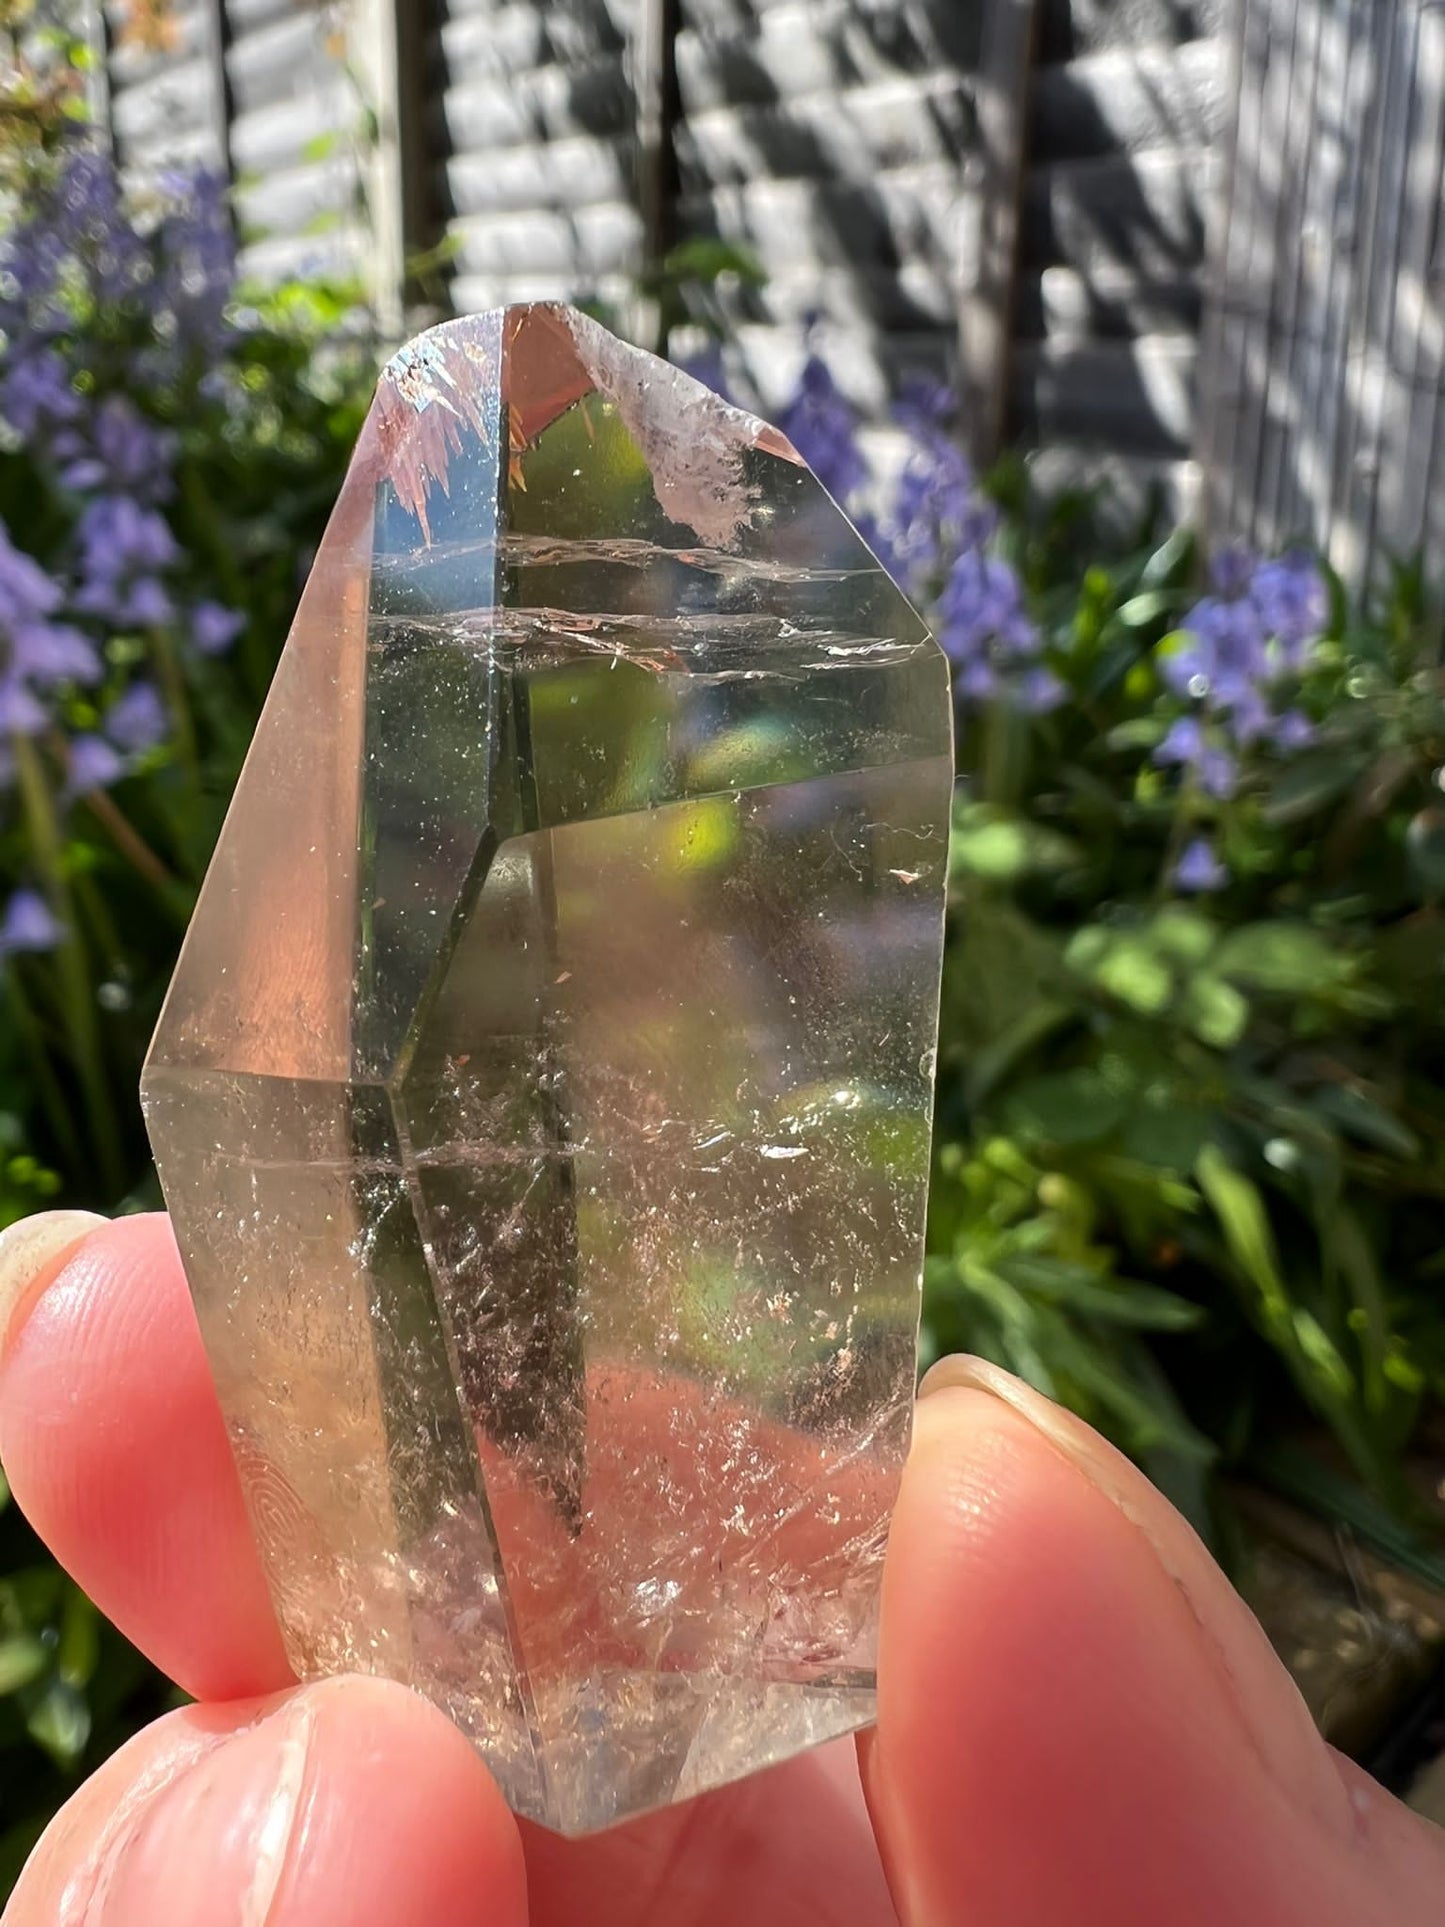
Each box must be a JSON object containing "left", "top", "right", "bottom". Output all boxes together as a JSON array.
[
  {"left": 0, "top": 105, "right": 371, "bottom": 1878},
  {"left": 925, "top": 494, "right": 1445, "bottom": 1545}
]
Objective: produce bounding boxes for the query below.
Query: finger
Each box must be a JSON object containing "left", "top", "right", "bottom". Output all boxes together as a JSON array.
[
  {"left": 0, "top": 1210, "right": 291, "bottom": 1698},
  {"left": 863, "top": 1357, "right": 1445, "bottom": 1927},
  {"left": 3, "top": 1674, "right": 527, "bottom": 1927}
]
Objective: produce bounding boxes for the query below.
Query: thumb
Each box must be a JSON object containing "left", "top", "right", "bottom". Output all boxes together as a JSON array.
[{"left": 862, "top": 1357, "right": 1445, "bottom": 1927}]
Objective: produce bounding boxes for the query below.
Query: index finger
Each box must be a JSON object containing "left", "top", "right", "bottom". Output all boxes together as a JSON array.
[
  {"left": 0, "top": 1209, "right": 291, "bottom": 1700},
  {"left": 864, "top": 1358, "right": 1445, "bottom": 1926}
]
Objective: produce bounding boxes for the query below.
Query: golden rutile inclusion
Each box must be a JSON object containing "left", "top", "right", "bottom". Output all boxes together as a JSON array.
[{"left": 142, "top": 305, "right": 953, "bottom": 1834}]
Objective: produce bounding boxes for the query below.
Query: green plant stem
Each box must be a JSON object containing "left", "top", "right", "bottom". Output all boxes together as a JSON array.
[
  {"left": 11, "top": 736, "right": 126, "bottom": 1199},
  {"left": 982, "top": 698, "right": 1025, "bottom": 808},
  {"left": 149, "top": 626, "right": 202, "bottom": 799},
  {"left": 176, "top": 458, "right": 249, "bottom": 609},
  {"left": 82, "top": 789, "right": 178, "bottom": 896},
  {"left": 46, "top": 730, "right": 181, "bottom": 896},
  {"left": 1156, "top": 773, "right": 1198, "bottom": 901}
]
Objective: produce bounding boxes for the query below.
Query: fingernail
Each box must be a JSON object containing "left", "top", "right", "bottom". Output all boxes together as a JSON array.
[
  {"left": 919, "top": 1353, "right": 1120, "bottom": 1486},
  {"left": 0, "top": 1210, "right": 106, "bottom": 1360},
  {"left": 919, "top": 1353, "right": 1177, "bottom": 1574},
  {"left": 68, "top": 1690, "right": 314, "bottom": 1922},
  {"left": 242, "top": 1694, "right": 315, "bottom": 1921}
]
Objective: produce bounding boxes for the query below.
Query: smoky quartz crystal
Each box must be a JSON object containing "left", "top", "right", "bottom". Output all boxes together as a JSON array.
[{"left": 143, "top": 305, "right": 953, "bottom": 1833}]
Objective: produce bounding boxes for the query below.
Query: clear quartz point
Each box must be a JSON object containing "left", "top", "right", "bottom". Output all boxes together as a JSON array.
[{"left": 142, "top": 304, "right": 954, "bottom": 1834}]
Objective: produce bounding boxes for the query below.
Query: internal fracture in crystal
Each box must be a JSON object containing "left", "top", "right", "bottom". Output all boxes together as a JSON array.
[{"left": 142, "top": 305, "right": 954, "bottom": 1834}]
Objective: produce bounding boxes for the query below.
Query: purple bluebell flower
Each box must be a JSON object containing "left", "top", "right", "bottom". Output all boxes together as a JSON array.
[
  {"left": 14, "top": 619, "right": 101, "bottom": 688},
  {"left": 776, "top": 354, "right": 868, "bottom": 505},
  {"left": 929, "top": 518, "right": 1055, "bottom": 714},
  {"left": 59, "top": 150, "right": 149, "bottom": 307},
  {"left": 117, "top": 577, "right": 176, "bottom": 628},
  {"left": 1208, "top": 543, "right": 1258, "bottom": 601},
  {"left": 60, "top": 397, "right": 176, "bottom": 502},
  {"left": 852, "top": 509, "right": 904, "bottom": 581},
  {"left": 1197, "top": 745, "right": 1238, "bottom": 800},
  {"left": 1152, "top": 716, "right": 1237, "bottom": 798},
  {"left": 0, "top": 349, "right": 83, "bottom": 437},
  {"left": 893, "top": 376, "right": 956, "bottom": 439},
  {"left": 73, "top": 497, "right": 180, "bottom": 626},
  {"left": 995, "top": 608, "right": 1043, "bottom": 660},
  {"left": 1226, "top": 686, "right": 1274, "bottom": 747},
  {"left": 1174, "top": 837, "right": 1228, "bottom": 894},
  {"left": 1154, "top": 715, "right": 1205, "bottom": 766},
  {"left": 0, "top": 678, "right": 48, "bottom": 735},
  {"left": 1014, "top": 667, "right": 1067, "bottom": 715},
  {"left": 66, "top": 733, "right": 125, "bottom": 793},
  {"left": 190, "top": 600, "right": 245, "bottom": 656},
  {"left": 105, "top": 681, "right": 168, "bottom": 754},
  {"left": 0, "top": 522, "right": 64, "bottom": 623},
  {"left": 938, "top": 551, "right": 1030, "bottom": 664},
  {"left": 1251, "top": 550, "right": 1327, "bottom": 661},
  {"left": 955, "top": 656, "right": 998, "bottom": 703},
  {"left": 878, "top": 415, "right": 996, "bottom": 600},
  {"left": 1170, "top": 596, "right": 1271, "bottom": 708},
  {"left": 1271, "top": 707, "right": 1315, "bottom": 751},
  {"left": 905, "top": 444, "right": 990, "bottom": 584},
  {"left": 154, "top": 169, "right": 236, "bottom": 357},
  {"left": 76, "top": 497, "right": 180, "bottom": 580},
  {"left": 0, "top": 518, "right": 101, "bottom": 727},
  {"left": 0, "top": 888, "right": 63, "bottom": 955}
]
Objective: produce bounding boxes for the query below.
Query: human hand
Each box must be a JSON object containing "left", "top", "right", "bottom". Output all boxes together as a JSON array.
[{"left": 1, "top": 1212, "right": 1442, "bottom": 1925}]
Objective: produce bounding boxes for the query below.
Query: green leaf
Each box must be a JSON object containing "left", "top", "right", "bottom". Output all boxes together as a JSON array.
[
  {"left": 1105, "top": 717, "right": 1167, "bottom": 754},
  {"left": 1180, "top": 972, "right": 1249, "bottom": 1048},
  {"left": 1250, "top": 1439, "right": 1445, "bottom": 1590},
  {"left": 1121, "top": 1100, "right": 1212, "bottom": 1171},
  {"left": 963, "top": 998, "right": 1076, "bottom": 1111},
  {"left": 1138, "top": 523, "right": 1195, "bottom": 589},
  {"left": 1309, "top": 1085, "right": 1420, "bottom": 1161},
  {"left": 1290, "top": 1307, "right": 1355, "bottom": 1402},
  {"left": 0, "top": 1635, "right": 48, "bottom": 1696},
  {"left": 1005, "top": 1069, "right": 1128, "bottom": 1145},
  {"left": 1149, "top": 907, "right": 1218, "bottom": 965},
  {"left": 1050, "top": 1330, "right": 1215, "bottom": 1461},
  {"left": 1196, "top": 1144, "right": 1286, "bottom": 1309},
  {"left": 1214, "top": 922, "right": 1343, "bottom": 995},
  {"left": 1116, "top": 590, "right": 1176, "bottom": 628},
  {"left": 995, "top": 1254, "right": 1204, "bottom": 1330},
  {"left": 1089, "top": 936, "right": 1173, "bottom": 1014},
  {"left": 25, "top": 1678, "right": 90, "bottom": 1768},
  {"left": 1063, "top": 925, "right": 1110, "bottom": 972},
  {"left": 949, "top": 805, "right": 1080, "bottom": 882},
  {"left": 1328, "top": 1207, "right": 1392, "bottom": 1401},
  {"left": 1262, "top": 749, "right": 1360, "bottom": 825},
  {"left": 56, "top": 1585, "right": 99, "bottom": 1691}
]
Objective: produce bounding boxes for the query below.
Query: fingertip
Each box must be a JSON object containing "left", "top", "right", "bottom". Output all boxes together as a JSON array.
[
  {"left": 6, "top": 1677, "right": 527, "bottom": 1927},
  {"left": 0, "top": 1209, "right": 107, "bottom": 1360},
  {"left": 273, "top": 1676, "right": 529, "bottom": 1926},
  {"left": 0, "top": 1210, "right": 291, "bottom": 1699},
  {"left": 868, "top": 1377, "right": 1380, "bottom": 1926}
]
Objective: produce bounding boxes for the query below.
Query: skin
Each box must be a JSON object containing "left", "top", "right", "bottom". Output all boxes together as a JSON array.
[{"left": 0, "top": 1212, "right": 1443, "bottom": 1924}]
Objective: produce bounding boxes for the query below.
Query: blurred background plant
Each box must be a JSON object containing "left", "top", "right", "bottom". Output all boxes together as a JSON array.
[
  {"left": 780, "top": 357, "right": 1445, "bottom": 1552},
  {"left": 6, "top": 8, "right": 1445, "bottom": 1890},
  {"left": 0, "top": 35, "right": 369, "bottom": 1877}
]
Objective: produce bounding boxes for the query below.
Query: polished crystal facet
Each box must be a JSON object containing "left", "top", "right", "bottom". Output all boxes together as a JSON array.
[{"left": 142, "top": 306, "right": 953, "bottom": 1834}]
